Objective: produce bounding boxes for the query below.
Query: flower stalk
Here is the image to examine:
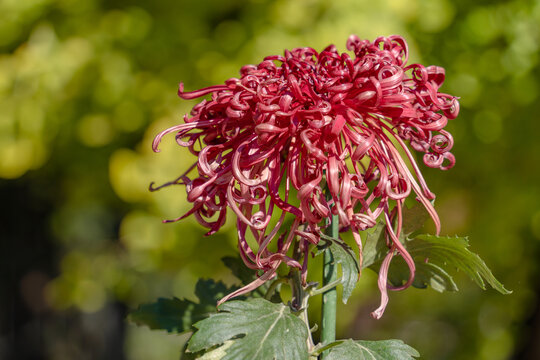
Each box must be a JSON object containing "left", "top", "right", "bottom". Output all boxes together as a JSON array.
[
  {"left": 290, "top": 269, "right": 316, "bottom": 352},
  {"left": 321, "top": 210, "right": 339, "bottom": 358}
]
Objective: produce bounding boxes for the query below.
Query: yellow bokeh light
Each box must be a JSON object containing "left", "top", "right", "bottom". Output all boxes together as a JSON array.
[{"left": 77, "top": 114, "right": 115, "bottom": 147}]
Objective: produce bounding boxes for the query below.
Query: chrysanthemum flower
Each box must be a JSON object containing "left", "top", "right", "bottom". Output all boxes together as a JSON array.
[{"left": 152, "top": 35, "right": 459, "bottom": 318}]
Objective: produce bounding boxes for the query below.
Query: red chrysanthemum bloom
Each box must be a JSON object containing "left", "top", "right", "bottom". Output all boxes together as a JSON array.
[{"left": 152, "top": 35, "right": 459, "bottom": 318}]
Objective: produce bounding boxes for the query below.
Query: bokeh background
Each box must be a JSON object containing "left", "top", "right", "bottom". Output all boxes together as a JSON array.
[{"left": 1, "top": 0, "right": 539, "bottom": 359}]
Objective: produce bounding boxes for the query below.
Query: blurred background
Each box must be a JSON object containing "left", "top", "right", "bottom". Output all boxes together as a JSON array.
[{"left": 1, "top": 0, "right": 539, "bottom": 359}]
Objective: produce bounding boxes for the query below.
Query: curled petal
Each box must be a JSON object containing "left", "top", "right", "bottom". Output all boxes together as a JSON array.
[
  {"left": 423, "top": 153, "right": 445, "bottom": 168},
  {"left": 440, "top": 152, "right": 456, "bottom": 171},
  {"left": 178, "top": 82, "right": 230, "bottom": 99},
  {"left": 217, "top": 268, "right": 278, "bottom": 306},
  {"left": 430, "top": 130, "right": 454, "bottom": 154},
  {"left": 371, "top": 249, "right": 393, "bottom": 320}
]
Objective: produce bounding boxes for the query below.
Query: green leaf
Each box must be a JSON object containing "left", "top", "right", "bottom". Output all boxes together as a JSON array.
[
  {"left": 221, "top": 256, "right": 282, "bottom": 302},
  {"left": 324, "top": 339, "right": 419, "bottom": 360},
  {"left": 222, "top": 256, "right": 255, "bottom": 285},
  {"left": 319, "top": 234, "right": 360, "bottom": 303},
  {"left": 129, "top": 279, "right": 236, "bottom": 333},
  {"left": 362, "top": 203, "right": 431, "bottom": 269},
  {"left": 182, "top": 341, "right": 234, "bottom": 360},
  {"left": 187, "top": 298, "right": 309, "bottom": 360},
  {"left": 361, "top": 222, "right": 387, "bottom": 269},
  {"left": 401, "top": 203, "right": 431, "bottom": 235},
  {"left": 411, "top": 234, "right": 510, "bottom": 294},
  {"left": 405, "top": 260, "right": 458, "bottom": 292},
  {"left": 367, "top": 231, "right": 511, "bottom": 294}
]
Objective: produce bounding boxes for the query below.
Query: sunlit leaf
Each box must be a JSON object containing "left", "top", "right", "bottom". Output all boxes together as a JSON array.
[
  {"left": 187, "top": 298, "right": 309, "bottom": 360},
  {"left": 182, "top": 340, "right": 234, "bottom": 360},
  {"left": 324, "top": 339, "right": 419, "bottom": 360}
]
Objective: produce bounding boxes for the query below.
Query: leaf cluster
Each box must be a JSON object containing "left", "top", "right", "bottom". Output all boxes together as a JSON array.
[{"left": 129, "top": 206, "right": 509, "bottom": 359}]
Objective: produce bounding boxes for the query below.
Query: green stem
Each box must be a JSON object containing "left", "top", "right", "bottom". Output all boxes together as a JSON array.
[
  {"left": 290, "top": 269, "right": 315, "bottom": 351},
  {"left": 310, "top": 278, "right": 341, "bottom": 297},
  {"left": 321, "top": 211, "right": 339, "bottom": 358},
  {"left": 300, "top": 288, "right": 315, "bottom": 352},
  {"left": 264, "top": 278, "right": 287, "bottom": 300}
]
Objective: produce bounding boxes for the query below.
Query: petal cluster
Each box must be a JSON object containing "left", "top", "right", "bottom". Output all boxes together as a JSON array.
[{"left": 152, "top": 35, "right": 459, "bottom": 317}]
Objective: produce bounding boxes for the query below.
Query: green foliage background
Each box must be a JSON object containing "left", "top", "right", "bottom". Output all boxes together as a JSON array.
[{"left": 1, "top": 0, "right": 539, "bottom": 359}]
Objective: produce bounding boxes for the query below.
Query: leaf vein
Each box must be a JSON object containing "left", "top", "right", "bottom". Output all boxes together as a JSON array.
[
  {"left": 353, "top": 342, "right": 377, "bottom": 360},
  {"left": 252, "top": 305, "right": 285, "bottom": 359}
]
